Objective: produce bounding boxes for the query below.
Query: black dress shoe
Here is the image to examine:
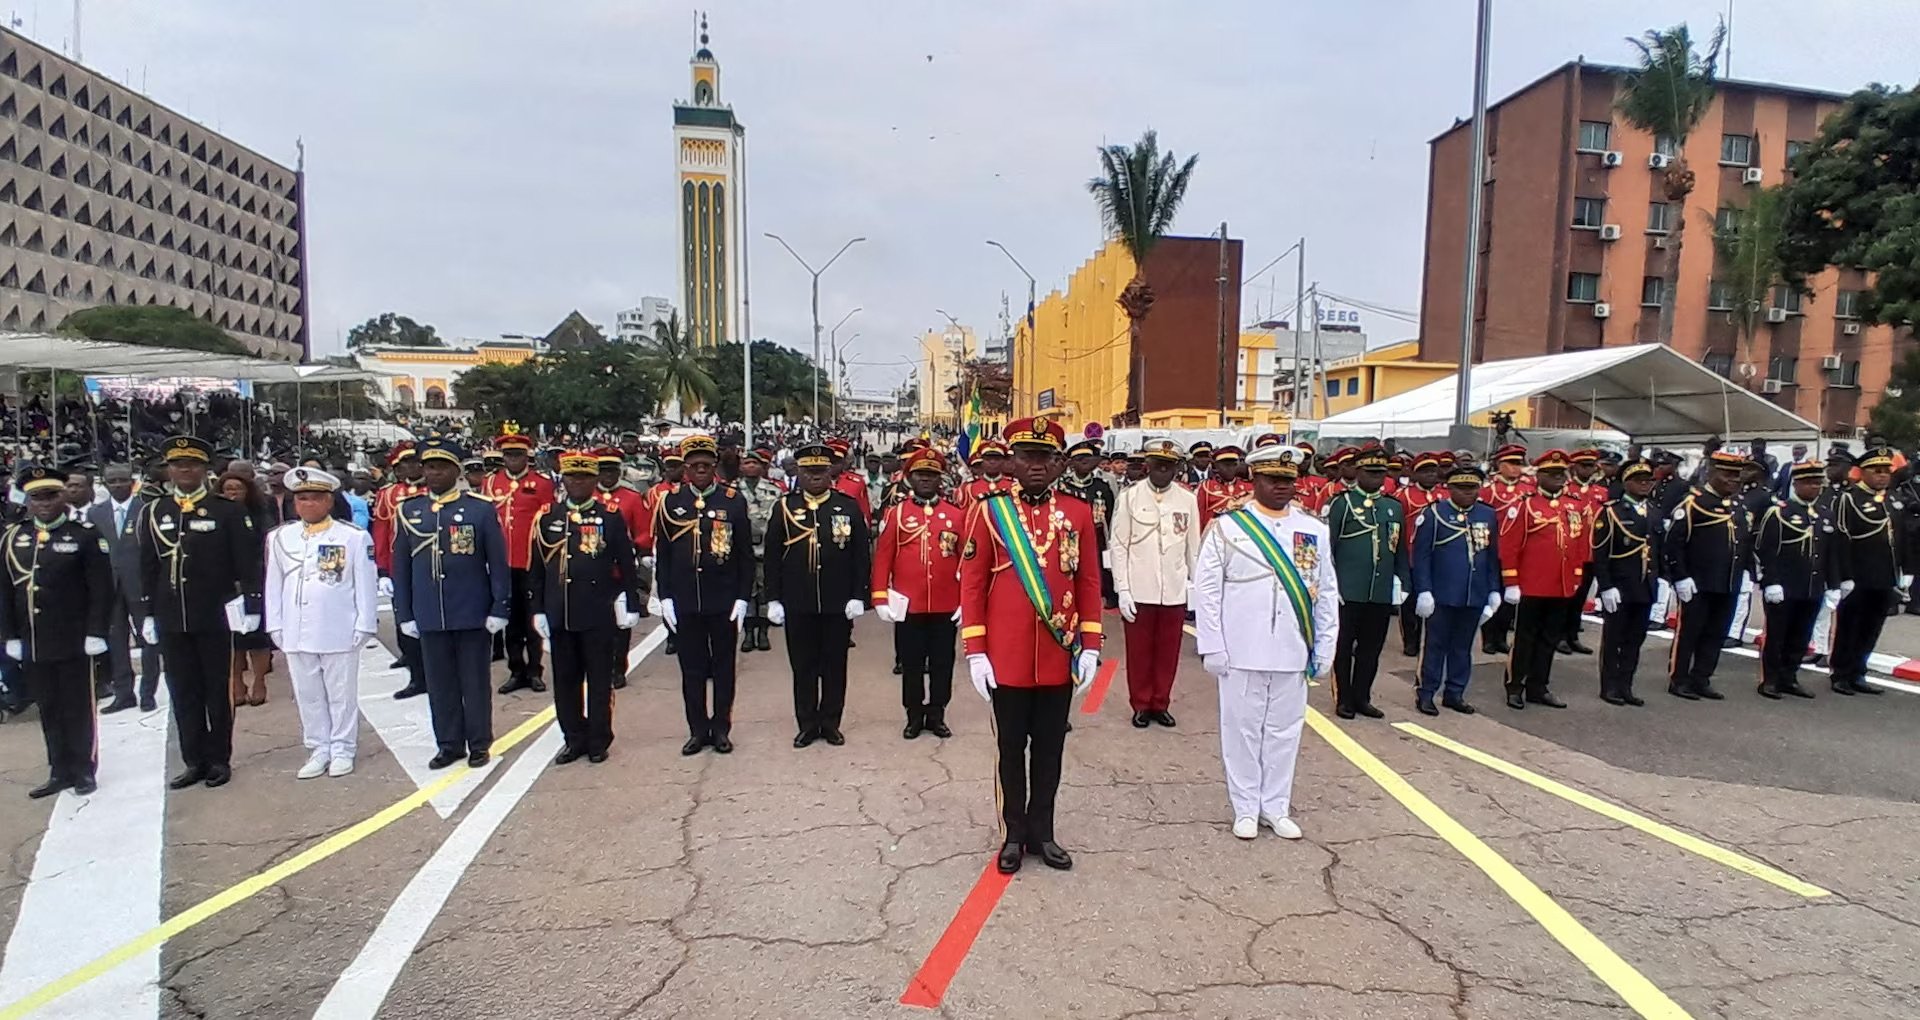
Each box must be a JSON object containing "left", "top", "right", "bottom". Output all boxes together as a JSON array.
[
  {"left": 1482, "top": 641, "right": 1502, "bottom": 655},
  {"left": 527, "top": 677, "right": 547, "bottom": 693},
  {"left": 612, "top": 676, "right": 628, "bottom": 690},
  {"left": 554, "top": 746, "right": 585, "bottom": 765},
  {"left": 203, "top": 765, "right": 232, "bottom": 788},
  {"left": 1131, "top": 711, "right": 1151, "bottom": 728},
  {"left": 1756, "top": 682, "right": 1782, "bottom": 700},
  {"left": 1621, "top": 694, "right": 1644, "bottom": 706},
  {"left": 681, "top": 735, "right": 708, "bottom": 755},
  {"left": 1668, "top": 682, "right": 1700, "bottom": 700},
  {"left": 1601, "top": 693, "right": 1627, "bottom": 705},
  {"left": 1555, "top": 640, "right": 1577, "bottom": 655},
  {"left": 169, "top": 766, "right": 210, "bottom": 789},
  {"left": 1721, "top": 637, "right": 1743, "bottom": 649},
  {"left": 72, "top": 777, "right": 97, "bottom": 795},
  {"left": 101, "top": 696, "right": 137, "bottom": 714},
  {"left": 1810, "top": 654, "right": 1829, "bottom": 668},
  {"left": 1525, "top": 691, "right": 1567, "bottom": 708},
  {"left": 996, "top": 842, "right": 1023, "bottom": 874},
  {"left": 588, "top": 751, "right": 609, "bottom": 764},
  {"left": 1830, "top": 681, "right": 1856, "bottom": 696},
  {"left": 1355, "top": 704, "right": 1384, "bottom": 719},
  {"left": 1402, "top": 646, "right": 1420, "bottom": 657},
  {"left": 902, "top": 721, "right": 923, "bottom": 740},
  {"left": 741, "top": 629, "right": 756, "bottom": 653},
  {"left": 1416, "top": 697, "right": 1439, "bottom": 716},
  {"left": 497, "top": 674, "right": 531, "bottom": 695},
  {"left": 664, "top": 635, "right": 677, "bottom": 656},
  {"left": 1441, "top": 697, "right": 1476, "bottom": 715},
  {"left": 139, "top": 695, "right": 157, "bottom": 712},
  {"left": 389, "top": 657, "right": 407, "bottom": 669},
  {"left": 1852, "top": 680, "right": 1884, "bottom": 695},
  {"left": 1028, "top": 841, "right": 1073, "bottom": 870},
  {"left": 822, "top": 727, "right": 846, "bottom": 746},
  {"left": 926, "top": 719, "right": 952, "bottom": 739},
  {"left": 793, "top": 729, "right": 816, "bottom": 749},
  {"left": 1567, "top": 639, "right": 1594, "bottom": 655},
  {"left": 28, "top": 778, "right": 70, "bottom": 799},
  {"left": 1694, "top": 685, "right": 1725, "bottom": 701},
  {"left": 755, "top": 627, "right": 772, "bottom": 652},
  {"left": 467, "top": 750, "right": 490, "bottom": 768},
  {"left": 1505, "top": 693, "right": 1526, "bottom": 710},
  {"left": 892, "top": 662, "right": 903, "bottom": 675},
  {"left": 711, "top": 735, "right": 734, "bottom": 754},
  {"left": 428, "top": 750, "right": 462, "bottom": 769},
  {"left": 392, "top": 684, "right": 426, "bottom": 700},
  {"left": 1064, "top": 720, "right": 1073, "bottom": 733},
  {"left": 1150, "top": 710, "right": 1177, "bottom": 727},
  {"left": 1781, "top": 683, "right": 1815, "bottom": 699},
  {"left": 1335, "top": 705, "right": 1356, "bottom": 720}
]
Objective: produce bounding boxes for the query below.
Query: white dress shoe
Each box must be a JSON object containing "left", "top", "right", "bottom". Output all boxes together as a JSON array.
[
  {"left": 1232, "top": 817, "right": 1258, "bottom": 840},
  {"left": 296, "top": 752, "right": 329, "bottom": 780},
  {"left": 328, "top": 758, "right": 355, "bottom": 778},
  {"left": 1261, "top": 814, "right": 1303, "bottom": 840}
]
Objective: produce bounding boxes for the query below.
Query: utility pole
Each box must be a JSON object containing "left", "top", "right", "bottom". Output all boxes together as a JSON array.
[
  {"left": 1215, "top": 222, "right": 1231, "bottom": 427},
  {"left": 737, "top": 127, "right": 751, "bottom": 446},
  {"left": 1293, "top": 237, "right": 1307, "bottom": 416},
  {"left": 1452, "top": 0, "right": 1493, "bottom": 449},
  {"left": 986, "top": 241, "right": 1037, "bottom": 417},
  {"left": 766, "top": 234, "right": 865, "bottom": 427}
]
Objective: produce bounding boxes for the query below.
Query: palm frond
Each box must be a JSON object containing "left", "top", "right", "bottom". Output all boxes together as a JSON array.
[
  {"left": 1616, "top": 21, "right": 1726, "bottom": 143},
  {"left": 1087, "top": 129, "right": 1197, "bottom": 265}
]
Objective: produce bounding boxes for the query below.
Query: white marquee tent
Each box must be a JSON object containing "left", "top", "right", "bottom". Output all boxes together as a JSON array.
[
  {"left": 0, "top": 332, "right": 387, "bottom": 384},
  {"left": 1318, "top": 345, "right": 1821, "bottom": 445}
]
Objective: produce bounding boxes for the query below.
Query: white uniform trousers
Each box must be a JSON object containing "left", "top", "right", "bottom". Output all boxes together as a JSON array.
[
  {"left": 1217, "top": 668, "right": 1307, "bottom": 822},
  {"left": 1648, "top": 579, "right": 1671, "bottom": 627},
  {"left": 1810, "top": 589, "right": 1840, "bottom": 657},
  {"left": 287, "top": 650, "right": 360, "bottom": 760},
  {"left": 1727, "top": 571, "right": 1756, "bottom": 641}
]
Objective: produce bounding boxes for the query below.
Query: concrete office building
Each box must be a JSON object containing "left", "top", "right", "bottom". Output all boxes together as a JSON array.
[
  {"left": 0, "top": 29, "right": 307, "bottom": 359},
  {"left": 615, "top": 297, "right": 675, "bottom": 344}
]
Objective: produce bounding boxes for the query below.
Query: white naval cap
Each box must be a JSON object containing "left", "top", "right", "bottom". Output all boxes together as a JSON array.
[{"left": 287, "top": 466, "right": 341, "bottom": 493}]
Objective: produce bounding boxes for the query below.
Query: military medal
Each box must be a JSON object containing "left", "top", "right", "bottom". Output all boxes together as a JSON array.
[{"left": 831, "top": 513, "right": 851, "bottom": 548}]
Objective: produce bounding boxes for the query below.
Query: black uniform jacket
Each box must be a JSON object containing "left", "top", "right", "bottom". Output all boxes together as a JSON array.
[
  {"left": 136, "top": 490, "right": 263, "bottom": 634},
  {"left": 529, "top": 499, "right": 641, "bottom": 632},
  {"left": 0, "top": 517, "right": 113, "bottom": 661},
  {"left": 653, "top": 483, "right": 754, "bottom": 614},
  {"left": 1588, "top": 496, "right": 1662, "bottom": 604},
  {"left": 764, "top": 489, "right": 871, "bottom": 614}
]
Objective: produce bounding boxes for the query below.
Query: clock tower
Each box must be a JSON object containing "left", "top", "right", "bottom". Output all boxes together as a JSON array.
[{"left": 672, "top": 13, "right": 742, "bottom": 347}]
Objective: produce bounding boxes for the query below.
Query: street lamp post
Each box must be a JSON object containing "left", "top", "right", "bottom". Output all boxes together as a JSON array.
[
  {"left": 831, "top": 330, "right": 860, "bottom": 420},
  {"left": 828, "top": 307, "right": 861, "bottom": 424},
  {"left": 985, "top": 241, "right": 1036, "bottom": 416},
  {"left": 765, "top": 233, "right": 866, "bottom": 427}
]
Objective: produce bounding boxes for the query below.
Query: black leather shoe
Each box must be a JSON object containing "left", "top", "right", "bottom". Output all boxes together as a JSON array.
[
  {"left": 1721, "top": 637, "right": 1743, "bottom": 649},
  {"left": 1669, "top": 682, "right": 1700, "bottom": 700},
  {"left": 1029, "top": 841, "right": 1073, "bottom": 870},
  {"left": 822, "top": 727, "right": 846, "bottom": 746},
  {"left": 1694, "top": 685, "right": 1725, "bottom": 701},
  {"left": 428, "top": 750, "right": 462, "bottom": 769},
  {"left": 1416, "top": 697, "right": 1439, "bottom": 716},
  {"left": 793, "top": 729, "right": 816, "bottom": 749},
  {"left": 554, "top": 746, "right": 585, "bottom": 765},
  {"left": 996, "top": 842, "right": 1023, "bottom": 874},
  {"left": 1151, "top": 710, "right": 1177, "bottom": 727},
  {"left": 388, "top": 657, "right": 406, "bottom": 669},
  {"left": 169, "top": 766, "right": 209, "bottom": 789},
  {"left": 1830, "top": 681, "right": 1856, "bottom": 696},
  {"left": 28, "top": 778, "right": 70, "bottom": 799},
  {"left": 612, "top": 676, "right": 628, "bottom": 690},
  {"left": 1601, "top": 693, "right": 1627, "bottom": 705},
  {"left": 587, "top": 751, "right": 609, "bottom": 764},
  {"left": 681, "top": 735, "right": 708, "bottom": 755},
  {"left": 1482, "top": 641, "right": 1502, "bottom": 655},
  {"left": 712, "top": 734, "right": 734, "bottom": 754},
  {"left": 139, "top": 695, "right": 157, "bottom": 712},
  {"left": 1567, "top": 639, "right": 1594, "bottom": 654},
  {"left": 1442, "top": 697, "right": 1476, "bottom": 715},
  {"left": 1525, "top": 691, "right": 1567, "bottom": 708},
  {"left": 1781, "top": 683, "right": 1815, "bottom": 699},
  {"left": 1335, "top": 705, "right": 1356, "bottom": 719},
  {"left": 203, "top": 765, "right": 232, "bottom": 788},
  {"left": 101, "top": 696, "right": 137, "bottom": 714},
  {"left": 527, "top": 676, "right": 547, "bottom": 693},
  {"left": 1622, "top": 694, "right": 1645, "bottom": 706},
  {"left": 1131, "top": 711, "right": 1151, "bottom": 728},
  {"left": 497, "top": 674, "right": 531, "bottom": 695},
  {"left": 1064, "top": 720, "right": 1073, "bottom": 733},
  {"left": 467, "top": 750, "right": 490, "bottom": 768},
  {"left": 664, "top": 636, "right": 677, "bottom": 656},
  {"left": 72, "top": 777, "right": 97, "bottom": 795},
  {"left": 1756, "top": 682, "right": 1782, "bottom": 700},
  {"left": 1355, "top": 704, "right": 1384, "bottom": 719},
  {"left": 1852, "top": 680, "right": 1884, "bottom": 695},
  {"left": 741, "top": 628, "right": 756, "bottom": 653},
  {"left": 902, "top": 721, "right": 923, "bottom": 740},
  {"left": 926, "top": 718, "right": 952, "bottom": 738},
  {"left": 1402, "top": 646, "right": 1420, "bottom": 657},
  {"left": 1505, "top": 693, "right": 1526, "bottom": 710},
  {"left": 892, "top": 662, "right": 903, "bottom": 675},
  {"left": 392, "top": 685, "right": 426, "bottom": 700},
  {"left": 1810, "top": 654, "right": 1829, "bottom": 668},
  {"left": 1555, "top": 640, "right": 1576, "bottom": 655},
  {"left": 755, "top": 627, "right": 772, "bottom": 652}
]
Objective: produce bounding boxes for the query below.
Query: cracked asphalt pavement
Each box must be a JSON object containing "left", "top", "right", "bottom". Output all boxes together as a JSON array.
[{"left": 0, "top": 615, "right": 1916, "bottom": 1019}]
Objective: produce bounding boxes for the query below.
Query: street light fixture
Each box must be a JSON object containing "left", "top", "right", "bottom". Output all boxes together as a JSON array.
[
  {"left": 765, "top": 232, "right": 867, "bottom": 425},
  {"left": 831, "top": 330, "right": 861, "bottom": 420},
  {"left": 986, "top": 241, "right": 1036, "bottom": 416}
]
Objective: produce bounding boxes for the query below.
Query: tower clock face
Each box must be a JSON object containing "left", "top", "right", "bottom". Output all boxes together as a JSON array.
[{"left": 695, "top": 82, "right": 713, "bottom": 104}]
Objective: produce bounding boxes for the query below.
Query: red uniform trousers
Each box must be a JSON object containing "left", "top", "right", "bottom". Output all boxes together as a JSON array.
[{"left": 1123, "top": 603, "right": 1187, "bottom": 714}]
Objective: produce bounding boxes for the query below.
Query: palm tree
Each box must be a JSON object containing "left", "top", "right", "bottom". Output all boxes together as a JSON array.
[
  {"left": 1617, "top": 21, "right": 1726, "bottom": 346},
  {"left": 638, "top": 312, "right": 717, "bottom": 420},
  {"left": 1711, "top": 185, "right": 1789, "bottom": 374},
  {"left": 1087, "top": 129, "right": 1198, "bottom": 422}
]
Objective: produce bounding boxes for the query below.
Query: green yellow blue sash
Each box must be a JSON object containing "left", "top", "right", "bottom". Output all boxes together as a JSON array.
[
  {"left": 983, "top": 495, "right": 1080, "bottom": 657},
  {"left": 1225, "top": 508, "right": 1318, "bottom": 675}
]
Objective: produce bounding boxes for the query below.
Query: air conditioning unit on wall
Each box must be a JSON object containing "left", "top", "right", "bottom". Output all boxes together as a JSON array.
[
  {"left": 1592, "top": 303, "right": 1612, "bottom": 319},
  {"left": 1766, "top": 307, "right": 1790, "bottom": 323},
  {"left": 1648, "top": 153, "right": 1672, "bottom": 169},
  {"left": 1598, "top": 224, "right": 1622, "bottom": 241},
  {"left": 1842, "top": 322, "right": 1862, "bottom": 335},
  {"left": 1760, "top": 379, "right": 1784, "bottom": 394},
  {"left": 1821, "top": 355, "right": 1844, "bottom": 369},
  {"left": 1601, "top": 151, "right": 1625, "bottom": 168},
  {"left": 1742, "top": 167, "right": 1764, "bottom": 185}
]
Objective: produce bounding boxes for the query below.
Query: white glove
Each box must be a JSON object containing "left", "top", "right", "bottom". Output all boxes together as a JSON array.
[
  {"left": 1824, "top": 587, "right": 1843, "bottom": 608},
  {"left": 353, "top": 630, "right": 377, "bottom": 648},
  {"left": 399, "top": 620, "right": 420, "bottom": 638},
  {"left": 84, "top": 635, "right": 108, "bottom": 656},
  {"left": 647, "top": 593, "right": 662, "bottom": 616},
  {"left": 660, "top": 598, "right": 678, "bottom": 631},
  {"left": 1202, "top": 652, "right": 1229, "bottom": 677},
  {"left": 1763, "top": 584, "right": 1785, "bottom": 605},
  {"left": 3, "top": 639, "right": 20, "bottom": 660},
  {"left": 845, "top": 599, "right": 866, "bottom": 621},
  {"left": 767, "top": 600, "right": 786, "bottom": 626},
  {"left": 1599, "top": 588, "right": 1621, "bottom": 614},
  {"left": 484, "top": 615, "right": 508, "bottom": 634},
  {"left": 1414, "top": 592, "right": 1435, "bottom": 619},
  {"left": 1391, "top": 577, "right": 1407, "bottom": 606},
  {"left": 142, "top": 617, "right": 158, "bottom": 644},
  {"left": 950, "top": 606, "right": 963, "bottom": 623},
  {"left": 876, "top": 600, "right": 901, "bottom": 623},
  {"left": 1675, "top": 578, "right": 1697, "bottom": 603},
  {"left": 225, "top": 596, "right": 261, "bottom": 634},
  {"left": 967, "top": 653, "right": 996, "bottom": 702},
  {"left": 1074, "top": 649, "right": 1099, "bottom": 692},
  {"left": 532, "top": 613, "right": 551, "bottom": 638},
  {"left": 1502, "top": 585, "right": 1522, "bottom": 606},
  {"left": 614, "top": 594, "right": 638, "bottom": 629},
  {"left": 1117, "top": 591, "right": 1138, "bottom": 622},
  {"left": 240, "top": 614, "right": 261, "bottom": 635},
  {"left": 729, "top": 599, "right": 749, "bottom": 624},
  {"left": 642, "top": 555, "right": 656, "bottom": 570},
  {"left": 1481, "top": 592, "right": 1500, "bottom": 623},
  {"left": 1837, "top": 579, "right": 1855, "bottom": 597},
  {"left": 1903, "top": 574, "right": 1915, "bottom": 590},
  {"left": 377, "top": 576, "right": 394, "bottom": 599}
]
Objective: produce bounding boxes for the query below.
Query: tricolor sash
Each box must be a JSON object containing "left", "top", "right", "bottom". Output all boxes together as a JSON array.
[
  {"left": 1225, "top": 508, "right": 1318, "bottom": 676},
  {"left": 983, "top": 495, "right": 1080, "bottom": 658}
]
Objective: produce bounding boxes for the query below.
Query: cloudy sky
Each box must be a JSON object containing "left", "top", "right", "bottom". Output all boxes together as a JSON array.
[{"left": 30, "top": 1, "right": 1918, "bottom": 394}]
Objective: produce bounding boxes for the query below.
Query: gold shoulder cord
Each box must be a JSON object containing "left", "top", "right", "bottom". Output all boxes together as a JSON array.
[
  {"left": 145, "top": 498, "right": 190, "bottom": 594},
  {"left": 1604, "top": 505, "right": 1650, "bottom": 575},
  {"left": 781, "top": 493, "right": 829, "bottom": 573},
  {"left": 2, "top": 523, "right": 25, "bottom": 591},
  {"left": 1431, "top": 505, "right": 1469, "bottom": 546},
  {"left": 533, "top": 508, "right": 568, "bottom": 573}
]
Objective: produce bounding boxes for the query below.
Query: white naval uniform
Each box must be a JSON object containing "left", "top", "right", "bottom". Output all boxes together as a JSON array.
[
  {"left": 1110, "top": 479, "right": 1202, "bottom": 607},
  {"left": 265, "top": 517, "right": 379, "bottom": 762},
  {"left": 1192, "top": 503, "right": 1340, "bottom": 824}
]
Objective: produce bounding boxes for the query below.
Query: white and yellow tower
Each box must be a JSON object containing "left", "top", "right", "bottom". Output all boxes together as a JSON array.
[{"left": 672, "top": 14, "right": 742, "bottom": 347}]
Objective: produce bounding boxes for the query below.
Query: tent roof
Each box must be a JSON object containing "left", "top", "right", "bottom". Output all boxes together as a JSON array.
[
  {"left": 0, "top": 332, "right": 390, "bottom": 384},
  {"left": 1319, "top": 345, "right": 1821, "bottom": 444}
]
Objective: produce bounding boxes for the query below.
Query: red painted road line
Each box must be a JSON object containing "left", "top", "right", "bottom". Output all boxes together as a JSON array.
[
  {"left": 1080, "top": 659, "right": 1121, "bottom": 715},
  {"left": 899, "top": 860, "right": 1014, "bottom": 1009}
]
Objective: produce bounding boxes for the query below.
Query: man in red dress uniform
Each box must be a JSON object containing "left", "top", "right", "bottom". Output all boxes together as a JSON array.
[
  {"left": 872, "top": 447, "right": 965, "bottom": 739},
  {"left": 1396, "top": 451, "right": 1446, "bottom": 656},
  {"left": 956, "top": 439, "right": 1015, "bottom": 507},
  {"left": 826, "top": 437, "right": 873, "bottom": 522},
  {"left": 961, "top": 417, "right": 1103, "bottom": 875},
  {"left": 1196, "top": 446, "right": 1253, "bottom": 527},
  {"left": 1497, "top": 449, "right": 1589, "bottom": 711},
  {"left": 1479, "top": 443, "right": 1532, "bottom": 654},
  {"left": 482, "top": 424, "right": 555, "bottom": 693},
  {"left": 373, "top": 441, "right": 429, "bottom": 698},
  {"left": 596, "top": 447, "right": 651, "bottom": 689}
]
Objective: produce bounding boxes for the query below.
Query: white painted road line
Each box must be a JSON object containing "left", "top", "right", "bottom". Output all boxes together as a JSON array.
[
  {"left": 1580, "top": 614, "right": 1920, "bottom": 696},
  {"left": 314, "top": 625, "right": 666, "bottom": 1020},
  {"left": 0, "top": 692, "right": 170, "bottom": 1018}
]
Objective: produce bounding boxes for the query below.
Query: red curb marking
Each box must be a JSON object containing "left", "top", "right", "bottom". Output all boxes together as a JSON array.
[
  {"left": 1080, "top": 659, "right": 1120, "bottom": 715},
  {"left": 899, "top": 860, "right": 1013, "bottom": 1008}
]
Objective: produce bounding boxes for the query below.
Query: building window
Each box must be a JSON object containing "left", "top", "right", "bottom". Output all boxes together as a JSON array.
[
  {"left": 1785, "top": 140, "right": 1807, "bottom": 167},
  {"left": 1577, "top": 120, "right": 1612, "bottom": 152},
  {"left": 1347, "top": 378, "right": 1360, "bottom": 396},
  {"left": 1715, "top": 206, "right": 1742, "bottom": 237},
  {"left": 1641, "top": 277, "right": 1668, "bottom": 307},
  {"left": 1720, "top": 133, "right": 1754, "bottom": 166},
  {"left": 1646, "top": 202, "right": 1672, "bottom": 233},
  {"left": 1326, "top": 380, "right": 1340, "bottom": 400},
  {"left": 1772, "top": 285, "right": 1802, "bottom": 313},
  {"left": 1704, "top": 352, "right": 1734, "bottom": 378},
  {"left": 1571, "top": 197, "right": 1606, "bottom": 229},
  {"left": 1840, "top": 360, "right": 1861, "bottom": 387},
  {"left": 1768, "top": 357, "right": 1797, "bottom": 383},
  {"left": 1836, "top": 289, "right": 1863, "bottom": 319},
  {"left": 1566, "top": 272, "right": 1601, "bottom": 303},
  {"left": 1654, "top": 134, "right": 1679, "bottom": 158}
]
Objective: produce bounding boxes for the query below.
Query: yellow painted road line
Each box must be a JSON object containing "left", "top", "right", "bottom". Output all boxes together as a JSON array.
[
  {"left": 1391, "top": 722, "right": 1830, "bottom": 899},
  {"left": 0, "top": 706, "right": 558, "bottom": 1020},
  {"left": 1307, "top": 709, "right": 1694, "bottom": 1019}
]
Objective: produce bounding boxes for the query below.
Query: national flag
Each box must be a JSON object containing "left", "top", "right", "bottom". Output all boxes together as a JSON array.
[{"left": 956, "top": 386, "right": 982, "bottom": 463}]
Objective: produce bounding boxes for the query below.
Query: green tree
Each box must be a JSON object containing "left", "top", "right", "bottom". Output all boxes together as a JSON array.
[
  {"left": 346, "top": 312, "right": 443, "bottom": 350},
  {"left": 698, "top": 339, "right": 828, "bottom": 424},
  {"left": 57, "top": 305, "right": 251, "bottom": 356},
  {"left": 1616, "top": 21, "right": 1726, "bottom": 346},
  {"left": 454, "top": 360, "right": 540, "bottom": 420},
  {"left": 957, "top": 358, "right": 1012, "bottom": 416},
  {"left": 637, "top": 312, "right": 717, "bottom": 417},
  {"left": 1777, "top": 83, "right": 1920, "bottom": 326},
  {"left": 1871, "top": 351, "right": 1920, "bottom": 449},
  {"left": 1710, "top": 185, "right": 1790, "bottom": 369},
  {"left": 454, "top": 349, "right": 659, "bottom": 429},
  {"left": 1087, "top": 129, "right": 1198, "bottom": 421}
]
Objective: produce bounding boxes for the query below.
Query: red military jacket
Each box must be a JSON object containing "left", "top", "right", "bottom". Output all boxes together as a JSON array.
[
  {"left": 1301, "top": 478, "right": 1346, "bottom": 516},
  {"left": 832, "top": 471, "right": 873, "bottom": 521},
  {"left": 482, "top": 468, "right": 557, "bottom": 570},
  {"left": 1196, "top": 478, "right": 1253, "bottom": 527},
  {"left": 1397, "top": 483, "right": 1441, "bottom": 550},
  {"left": 1497, "top": 488, "right": 1592, "bottom": 597},
  {"left": 871, "top": 496, "right": 965, "bottom": 616},
  {"left": 1564, "top": 477, "right": 1608, "bottom": 512},
  {"left": 960, "top": 489, "right": 1104, "bottom": 687},
  {"left": 371, "top": 480, "right": 426, "bottom": 576},
  {"left": 1484, "top": 475, "right": 1533, "bottom": 510},
  {"left": 633, "top": 481, "right": 679, "bottom": 553},
  {"left": 955, "top": 475, "right": 1015, "bottom": 509},
  {"left": 597, "top": 484, "right": 649, "bottom": 551}
]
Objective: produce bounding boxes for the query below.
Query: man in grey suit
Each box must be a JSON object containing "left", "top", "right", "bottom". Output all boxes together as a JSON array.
[{"left": 89, "top": 463, "right": 162, "bottom": 713}]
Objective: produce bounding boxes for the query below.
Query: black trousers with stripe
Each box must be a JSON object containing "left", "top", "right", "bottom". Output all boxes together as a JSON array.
[
  {"left": 1505, "top": 596, "right": 1573, "bottom": 698},
  {"left": 28, "top": 658, "right": 96, "bottom": 783},
  {"left": 990, "top": 684, "right": 1072, "bottom": 846},
  {"left": 1598, "top": 603, "right": 1651, "bottom": 698},
  {"left": 1669, "top": 591, "right": 1736, "bottom": 691}
]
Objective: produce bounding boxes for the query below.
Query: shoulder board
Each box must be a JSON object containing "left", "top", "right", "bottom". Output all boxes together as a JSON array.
[
  {"left": 336, "top": 519, "right": 367, "bottom": 531},
  {"left": 723, "top": 486, "right": 737, "bottom": 498},
  {"left": 1054, "top": 489, "right": 1089, "bottom": 505},
  {"left": 77, "top": 518, "right": 95, "bottom": 529}
]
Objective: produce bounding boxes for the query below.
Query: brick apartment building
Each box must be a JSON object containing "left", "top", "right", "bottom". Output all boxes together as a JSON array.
[{"left": 1417, "top": 60, "right": 1909, "bottom": 434}]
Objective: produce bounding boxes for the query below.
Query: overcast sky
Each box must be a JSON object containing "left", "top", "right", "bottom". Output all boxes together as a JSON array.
[{"left": 28, "top": 1, "right": 1918, "bottom": 394}]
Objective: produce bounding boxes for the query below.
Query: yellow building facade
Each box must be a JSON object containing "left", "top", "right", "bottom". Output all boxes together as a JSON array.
[
  {"left": 355, "top": 339, "right": 540, "bottom": 410},
  {"left": 1317, "top": 340, "right": 1531, "bottom": 427}
]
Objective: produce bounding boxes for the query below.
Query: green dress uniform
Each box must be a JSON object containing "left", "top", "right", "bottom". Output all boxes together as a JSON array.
[
  {"left": 1324, "top": 479, "right": 1408, "bottom": 717},
  {"left": 737, "top": 475, "right": 783, "bottom": 652}
]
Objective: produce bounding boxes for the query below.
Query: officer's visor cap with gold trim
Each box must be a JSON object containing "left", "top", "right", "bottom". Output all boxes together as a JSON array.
[
  {"left": 1707, "top": 449, "right": 1752, "bottom": 471},
  {"left": 288, "top": 467, "right": 341, "bottom": 492},
  {"left": 1858, "top": 446, "right": 1895, "bottom": 469},
  {"left": 595, "top": 446, "right": 624, "bottom": 465},
  {"left": 1619, "top": 460, "right": 1654, "bottom": 481},
  {"left": 558, "top": 450, "right": 600, "bottom": 476},
  {"left": 795, "top": 442, "right": 836, "bottom": 468},
  {"left": 1246, "top": 444, "right": 1300, "bottom": 479},
  {"left": 1412, "top": 451, "right": 1446, "bottom": 471},
  {"left": 1253, "top": 432, "right": 1284, "bottom": 449},
  {"left": 418, "top": 437, "right": 467, "bottom": 465},
  {"left": 162, "top": 435, "right": 213, "bottom": 463},
  {"left": 1790, "top": 460, "right": 1825, "bottom": 481},
  {"left": 1066, "top": 438, "right": 1102, "bottom": 458},
  {"left": 492, "top": 422, "right": 535, "bottom": 451},
  {"left": 1004, "top": 417, "right": 1066, "bottom": 452},
  {"left": 1447, "top": 464, "right": 1487, "bottom": 486},
  {"left": 17, "top": 463, "right": 67, "bottom": 494},
  {"left": 1142, "top": 439, "right": 1183, "bottom": 463},
  {"left": 1211, "top": 445, "right": 1244, "bottom": 464},
  {"left": 1353, "top": 445, "right": 1392, "bottom": 471},
  {"left": 1493, "top": 443, "right": 1527, "bottom": 465},
  {"left": 904, "top": 448, "right": 946, "bottom": 474},
  {"left": 679, "top": 434, "right": 719, "bottom": 459},
  {"left": 660, "top": 444, "right": 684, "bottom": 464},
  {"left": 1533, "top": 449, "right": 1571, "bottom": 471}
]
